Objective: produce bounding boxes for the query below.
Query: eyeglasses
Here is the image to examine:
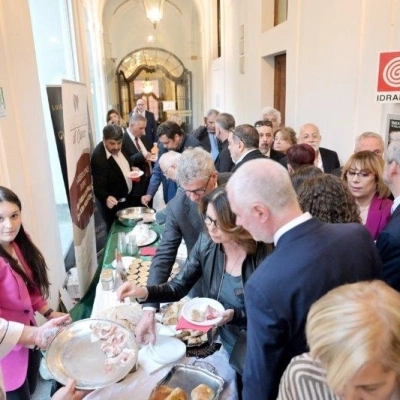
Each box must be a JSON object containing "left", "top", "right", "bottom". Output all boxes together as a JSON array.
[
  {"left": 183, "top": 176, "right": 211, "bottom": 196},
  {"left": 264, "top": 117, "right": 277, "bottom": 123},
  {"left": 346, "top": 169, "right": 374, "bottom": 179},
  {"left": 300, "top": 133, "right": 320, "bottom": 140},
  {"left": 254, "top": 120, "right": 273, "bottom": 128},
  {"left": 203, "top": 214, "right": 220, "bottom": 229}
]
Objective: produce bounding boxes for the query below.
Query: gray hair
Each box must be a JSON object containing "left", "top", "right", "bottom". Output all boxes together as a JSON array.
[
  {"left": 355, "top": 131, "right": 384, "bottom": 152},
  {"left": 261, "top": 106, "right": 282, "bottom": 125},
  {"left": 232, "top": 124, "right": 259, "bottom": 149},
  {"left": 206, "top": 109, "right": 220, "bottom": 118},
  {"left": 215, "top": 113, "right": 235, "bottom": 131},
  {"left": 176, "top": 147, "right": 215, "bottom": 186},
  {"left": 129, "top": 113, "right": 146, "bottom": 125},
  {"left": 386, "top": 131, "right": 400, "bottom": 164},
  {"left": 227, "top": 158, "right": 298, "bottom": 212},
  {"left": 159, "top": 150, "right": 181, "bottom": 171}
]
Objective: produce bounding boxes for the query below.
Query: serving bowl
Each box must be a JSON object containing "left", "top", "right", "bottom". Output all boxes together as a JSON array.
[{"left": 116, "top": 207, "right": 155, "bottom": 227}]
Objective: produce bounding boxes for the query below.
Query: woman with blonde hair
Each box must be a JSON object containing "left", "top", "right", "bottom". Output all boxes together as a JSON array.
[
  {"left": 278, "top": 280, "right": 400, "bottom": 400},
  {"left": 342, "top": 150, "right": 392, "bottom": 240},
  {"left": 106, "top": 108, "right": 127, "bottom": 130}
]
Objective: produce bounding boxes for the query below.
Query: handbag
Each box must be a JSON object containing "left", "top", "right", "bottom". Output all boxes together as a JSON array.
[{"left": 229, "top": 330, "right": 247, "bottom": 375}]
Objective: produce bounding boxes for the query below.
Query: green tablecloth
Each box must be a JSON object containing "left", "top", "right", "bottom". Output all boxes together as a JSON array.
[{"left": 69, "top": 220, "right": 163, "bottom": 321}]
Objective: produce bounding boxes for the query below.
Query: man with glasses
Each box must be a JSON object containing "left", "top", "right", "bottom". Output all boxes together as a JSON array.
[
  {"left": 135, "top": 148, "right": 229, "bottom": 345},
  {"left": 298, "top": 123, "right": 340, "bottom": 173},
  {"left": 261, "top": 106, "right": 281, "bottom": 131},
  {"left": 132, "top": 98, "right": 158, "bottom": 144},
  {"left": 254, "top": 120, "right": 285, "bottom": 162},
  {"left": 228, "top": 124, "right": 265, "bottom": 172}
]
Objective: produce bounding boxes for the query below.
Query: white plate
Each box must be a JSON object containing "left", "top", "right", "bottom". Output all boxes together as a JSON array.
[
  {"left": 147, "top": 335, "right": 186, "bottom": 364},
  {"left": 181, "top": 298, "right": 225, "bottom": 326},
  {"left": 127, "top": 170, "right": 144, "bottom": 179},
  {"left": 112, "top": 256, "right": 137, "bottom": 271},
  {"left": 127, "top": 229, "right": 157, "bottom": 247}
]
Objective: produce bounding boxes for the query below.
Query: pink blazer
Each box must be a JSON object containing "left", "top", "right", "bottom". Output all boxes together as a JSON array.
[
  {"left": 365, "top": 194, "right": 393, "bottom": 241},
  {"left": 0, "top": 242, "right": 47, "bottom": 391}
]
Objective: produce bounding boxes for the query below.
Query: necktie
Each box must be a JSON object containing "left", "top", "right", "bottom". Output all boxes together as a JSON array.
[{"left": 209, "top": 133, "right": 219, "bottom": 161}]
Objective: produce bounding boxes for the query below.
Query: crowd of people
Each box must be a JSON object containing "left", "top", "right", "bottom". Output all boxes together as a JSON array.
[{"left": 2, "top": 100, "right": 400, "bottom": 400}]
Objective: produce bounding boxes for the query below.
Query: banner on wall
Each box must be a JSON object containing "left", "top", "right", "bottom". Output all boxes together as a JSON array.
[
  {"left": 376, "top": 51, "right": 400, "bottom": 103},
  {"left": 61, "top": 80, "right": 97, "bottom": 296},
  {"left": 386, "top": 114, "right": 400, "bottom": 147}
]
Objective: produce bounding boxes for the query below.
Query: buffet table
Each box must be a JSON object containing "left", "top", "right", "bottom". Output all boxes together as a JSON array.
[{"left": 84, "top": 220, "right": 239, "bottom": 399}]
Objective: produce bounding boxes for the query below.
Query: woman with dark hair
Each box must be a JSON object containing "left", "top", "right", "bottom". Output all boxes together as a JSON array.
[
  {"left": 297, "top": 174, "right": 361, "bottom": 223},
  {"left": 0, "top": 186, "right": 65, "bottom": 399},
  {"left": 106, "top": 108, "right": 127, "bottom": 131},
  {"left": 290, "top": 165, "right": 324, "bottom": 194},
  {"left": 286, "top": 144, "right": 315, "bottom": 173},
  {"left": 342, "top": 150, "right": 392, "bottom": 240},
  {"left": 118, "top": 186, "right": 272, "bottom": 354}
]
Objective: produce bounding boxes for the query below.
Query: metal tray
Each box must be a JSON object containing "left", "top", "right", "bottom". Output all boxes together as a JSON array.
[
  {"left": 45, "top": 318, "right": 138, "bottom": 390},
  {"left": 149, "top": 361, "right": 224, "bottom": 399}
]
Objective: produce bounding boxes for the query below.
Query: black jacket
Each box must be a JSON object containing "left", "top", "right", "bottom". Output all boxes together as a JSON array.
[{"left": 146, "top": 233, "right": 272, "bottom": 325}]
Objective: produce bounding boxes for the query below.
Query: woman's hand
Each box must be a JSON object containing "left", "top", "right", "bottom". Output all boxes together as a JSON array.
[
  {"left": 52, "top": 378, "right": 91, "bottom": 400},
  {"left": 217, "top": 309, "right": 234, "bottom": 326},
  {"left": 117, "top": 282, "right": 147, "bottom": 301},
  {"left": 49, "top": 311, "right": 67, "bottom": 319}
]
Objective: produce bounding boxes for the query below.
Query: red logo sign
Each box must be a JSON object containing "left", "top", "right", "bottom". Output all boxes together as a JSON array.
[{"left": 377, "top": 51, "right": 400, "bottom": 92}]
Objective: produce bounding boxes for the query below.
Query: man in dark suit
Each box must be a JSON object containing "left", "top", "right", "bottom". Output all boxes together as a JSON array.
[
  {"left": 214, "top": 112, "right": 235, "bottom": 172},
  {"left": 91, "top": 124, "right": 137, "bottom": 231},
  {"left": 229, "top": 124, "right": 265, "bottom": 172},
  {"left": 227, "top": 159, "right": 382, "bottom": 400},
  {"left": 122, "top": 113, "right": 153, "bottom": 206},
  {"left": 377, "top": 132, "right": 400, "bottom": 292},
  {"left": 132, "top": 98, "right": 158, "bottom": 144},
  {"left": 135, "top": 148, "right": 229, "bottom": 345},
  {"left": 192, "top": 109, "right": 221, "bottom": 161},
  {"left": 141, "top": 121, "right": 201, "bottom": 206},
  {"left": 254, "top": 120, "right": 285, "bottom": 162},
  {"left": 297, "top": 123, "right": 340, "bottom": 173}
]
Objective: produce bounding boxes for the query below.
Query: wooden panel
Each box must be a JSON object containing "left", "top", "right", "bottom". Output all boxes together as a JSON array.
[{"left": 274, "top": 53, "right": 286, "bottom": 125}]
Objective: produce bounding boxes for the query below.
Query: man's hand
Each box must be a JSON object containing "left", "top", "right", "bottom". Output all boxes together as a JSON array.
[
  {"left": 135, "top": 310, "right": 156, "bottom": 345},
  {"left": 106, "top": 196, "right": 118, "bottom": 209},
  {"left": 216, "top": 309, "right": 234, "bottom": 326},
  {"left": 117, "top": 282, "right": 147, "bottom": 302},
  {"left": 34, "top": 314, "right": 71, "bottom": 349},
  {"left": 52, "top": 378, "right": 91, "bottom": 400},
  {"left": 141, "top": 195, "right": 152, "bottom": 206}
]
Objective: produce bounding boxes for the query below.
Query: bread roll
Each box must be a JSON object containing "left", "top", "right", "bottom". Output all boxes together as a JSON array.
[
  {"left": 165, "top": 387, "right": 188, "bottom": 400},
  {"left": 150, "top": 385, "right": 173, "bottom": 400},
  {"left": 190, "top": 384, "right": 215, "bottom": 400}
]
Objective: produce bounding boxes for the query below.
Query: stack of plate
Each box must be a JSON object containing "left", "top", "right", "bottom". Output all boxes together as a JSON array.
[{"left": 147, "top": 335, "right": 186, "bottom": 364}]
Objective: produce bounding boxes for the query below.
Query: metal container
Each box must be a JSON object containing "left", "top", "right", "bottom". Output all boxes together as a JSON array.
[
  {"left": 100, "top": 269, "right": 114, "bottom": 291},
  {"left": 116, "top": 207, "right": 155, "bottom": 227}
]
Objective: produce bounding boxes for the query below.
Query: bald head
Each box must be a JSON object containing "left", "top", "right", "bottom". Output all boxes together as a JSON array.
[
  {"left": 355, "top": 132, "right": 384, "bottom": 157},
  {"left": 227, "top": 159, "right": 301, "bottom": 242}
]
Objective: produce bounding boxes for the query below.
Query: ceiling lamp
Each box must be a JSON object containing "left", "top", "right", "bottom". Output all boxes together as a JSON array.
[
  {"left": 143, "top": 0, "right": 165, "bottom": 29},
  {"left": 143, "top": 79, "right": 154, "bottom": 94}
]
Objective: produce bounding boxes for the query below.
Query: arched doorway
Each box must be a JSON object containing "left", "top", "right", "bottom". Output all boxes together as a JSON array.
[{"left": 117, "top": 47, "right": 192, "bottom": 132}]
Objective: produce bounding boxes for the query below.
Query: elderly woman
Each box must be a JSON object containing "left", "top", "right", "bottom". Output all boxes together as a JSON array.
[
  {"left": 273, "top": 127, "right": 297, "bottom": 154},
  {"left": 297, "top": 174, "right": 361, "bottom": 223},
  {"left": 118, "top": 186, "right": 272, "bottom": 354},
  {"left": 278, "top": 280, "right": 400, "bottom": 400},
  {"left": 342, "top": 150, "right": 392, "bottom": 240},
  {"left": 286, "top": 143, "right": 316, "bottom": 173}
]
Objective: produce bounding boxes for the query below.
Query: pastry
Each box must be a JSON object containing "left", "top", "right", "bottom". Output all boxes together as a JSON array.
[
  {"left": 191, "top": 309, "right": 205, "bottom": 322},
  {"left": 165, "top": 387, "right": 188, "bottom": 400},
  {"left": 190, "top": 384, "right": 215, "bottom": 400},
  {"left": 150, "top": 385, "right": 174, "bottom": 400}
]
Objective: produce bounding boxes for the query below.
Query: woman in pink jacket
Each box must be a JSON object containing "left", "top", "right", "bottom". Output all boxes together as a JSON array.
[{"left": 0, "top": 186, "right": 64, "bottom": 399}]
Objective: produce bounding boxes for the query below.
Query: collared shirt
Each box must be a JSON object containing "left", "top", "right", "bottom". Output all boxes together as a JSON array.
[
  {"left": 315, "top": 151, "right": 324, "bottom": 172},
  {"left": 392, "top": 196, "right": 400, "bottom": 214},
  {"left": 274, "top": 212, "right": 312, "bottom": 246},
  {"left": 127, "top": 129, "right": 149, "bottom": 156},
  {"left": 266, "top": 148, "right": 271, "bottom": 158},
  {"left": 234, "top": 148, "right": 259, "bottom": 165},
  {"left": 104, "top": 144, "right": 132, "bottom": 192}
]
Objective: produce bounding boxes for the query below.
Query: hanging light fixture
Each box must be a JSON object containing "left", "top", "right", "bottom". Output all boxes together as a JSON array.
[
  {"left": 143, "top": 0, "right": 165, "bottom": 29},
  {"left": 143, "top": 78, "right": 154, "bottom": 94}
]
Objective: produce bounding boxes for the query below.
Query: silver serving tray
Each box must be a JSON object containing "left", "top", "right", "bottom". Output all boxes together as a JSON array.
[
  {"left": 45, "top": 318, "right": 138, "bottom": 390},
  {"left": 149, "top": 362, "right": 224, "bottom": 399}
]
